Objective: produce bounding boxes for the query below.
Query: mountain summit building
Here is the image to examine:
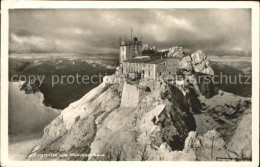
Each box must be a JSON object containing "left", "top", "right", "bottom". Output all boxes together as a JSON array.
[{"left": 117, "top": 34, "right": 179, "bottom": 80}]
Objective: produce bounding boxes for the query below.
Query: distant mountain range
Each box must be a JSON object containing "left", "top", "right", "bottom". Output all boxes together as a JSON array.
[{"left": 9, "top": 54, "right": 118, "bottom": 109}]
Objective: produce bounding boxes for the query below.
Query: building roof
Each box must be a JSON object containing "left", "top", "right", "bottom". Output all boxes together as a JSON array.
[
  {"left": 123, "top": 57, "right": 178, "bottom": 64},
  {"left": 123, "top": 58, "right": 151, "bottom": 63},
  {"left": 145, "top": 59, "right": 166, "bottom": 64}
]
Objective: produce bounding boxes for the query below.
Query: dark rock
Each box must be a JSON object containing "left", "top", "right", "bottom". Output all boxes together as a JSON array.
[
  {"left": 196, "top": 74, "right": 219, "bottom": 99},
  {"left": 157, "top": 85, "right": 197, "bottom": 150},
  {"left": 20, "top": 79, "right": 41, "bottom": 94}
]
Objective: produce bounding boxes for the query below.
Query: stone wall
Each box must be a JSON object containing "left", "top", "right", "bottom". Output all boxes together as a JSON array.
[
  {"left": 156, "top": 58, "right": 179, "bottom": 80},
  {"left": 122, "top": 62, "right": 156, "bottom": 80},
  {"left": 120, "top": 82, "right": 140, "bottom": 107}
]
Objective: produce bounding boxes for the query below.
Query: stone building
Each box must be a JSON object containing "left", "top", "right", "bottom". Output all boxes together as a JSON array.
[
  {"left": 121, "top": 58, "right": 179, "bottom": 80},
  {"left": 118, "top": 31, "right": 179, "bottom": 80}
]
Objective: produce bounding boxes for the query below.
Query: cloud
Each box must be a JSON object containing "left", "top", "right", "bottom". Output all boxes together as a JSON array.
[
  {"left": 10, "top": 34, "right": 56, "bottom": 53},
  {"left": 9, "top": 9, "right": 251, "bottom": 56}
]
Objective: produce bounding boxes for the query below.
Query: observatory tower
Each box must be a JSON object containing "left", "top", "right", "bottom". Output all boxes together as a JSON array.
[{"left": 119, "top": 28, "right": 142, "bottom": 64}]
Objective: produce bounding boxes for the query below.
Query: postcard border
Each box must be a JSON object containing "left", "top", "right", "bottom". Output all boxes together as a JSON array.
[{"left": 1, "top": 1, "right": 259, "bottom": 167}]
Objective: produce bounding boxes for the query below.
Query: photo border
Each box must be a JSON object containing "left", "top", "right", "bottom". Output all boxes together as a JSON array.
[{"left": 1, "top": 1, "right": 259, "bottom": 167}]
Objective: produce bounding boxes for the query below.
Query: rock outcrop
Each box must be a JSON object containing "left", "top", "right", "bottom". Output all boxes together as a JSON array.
[
  {"left": 228, "top": 110, "right": 251, "bottom": 159},
  {"left": 191, "top": 50, "right": 214, "bottom": 75},
  {"left": 177, "top": 50, "right": 214, "bottom": 76},
  {"left": 174, "top": 49, "right": 217, "bottom": 99},
  {"left": 27, "top": 72, "right": 251, "bottom": 161},
  {"left": 167, "top": 46, "right": 184, "bottom": 58}
]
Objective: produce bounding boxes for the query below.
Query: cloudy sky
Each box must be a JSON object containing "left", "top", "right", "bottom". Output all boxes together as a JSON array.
[{"left": 9, "top": 9, "right": 251, "bottom": 56}]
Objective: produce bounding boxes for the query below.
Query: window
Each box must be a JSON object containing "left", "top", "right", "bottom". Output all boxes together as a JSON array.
[
  {"left": 149, "top": 71, "right": 150, "bottom": 76},
  {"left": 169, "top": 72, "right": 171, "bottom": 75},
  {"left": 164, "top": 63, "right": 166, "bottom": 66},
  {"left": 159, "top": 72, "right": 162, "bottom": 76}
]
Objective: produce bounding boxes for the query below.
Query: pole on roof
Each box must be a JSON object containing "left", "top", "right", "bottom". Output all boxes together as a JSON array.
[{"left": 131, "top": 26, "right": 133, "bottom": 41}]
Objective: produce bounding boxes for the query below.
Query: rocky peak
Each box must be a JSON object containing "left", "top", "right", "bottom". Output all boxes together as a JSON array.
[
  {"left": 167, "top": 46, "right": 184, "bottom": 58},
  {"left": 177, "top": 50, "right": 214, "bottom": 76},
  {"left": 27, "top": 63, "right": 251, "bottom": 161}
]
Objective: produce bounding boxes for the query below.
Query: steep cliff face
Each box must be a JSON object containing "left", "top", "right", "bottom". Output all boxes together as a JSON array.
[
  {"left": 27, "top": 76, "right": 122, "bottom": 160},
  {"left": 27, "top": 74, "right": 251, "bottom": 161}
]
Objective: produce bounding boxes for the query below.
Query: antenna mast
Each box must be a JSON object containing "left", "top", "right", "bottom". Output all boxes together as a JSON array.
[{"left": 131, "top": 26, "right": 133, "bottom": 41}]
